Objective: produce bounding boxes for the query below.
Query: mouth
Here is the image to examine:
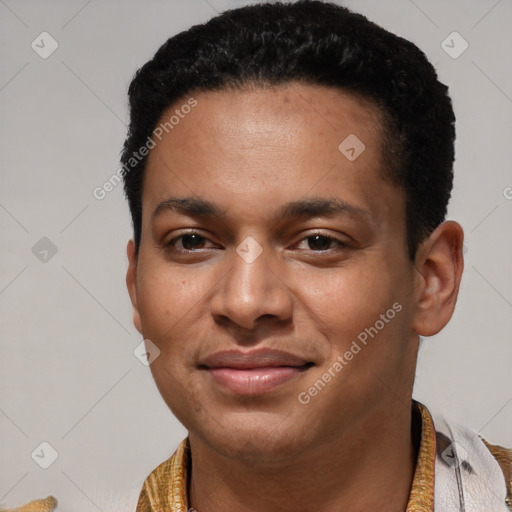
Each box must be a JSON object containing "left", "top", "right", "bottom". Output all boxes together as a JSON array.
[{"left": 199, "top": 348, "right": 315, "bottom": 396}]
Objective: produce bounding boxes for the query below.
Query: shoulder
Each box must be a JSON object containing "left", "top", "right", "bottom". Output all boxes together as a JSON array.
[
  {"left": 415, "top": 401, "right": 512, "bottom": 509},
  {"left": 482, "top": 439, "right": 512, "bottom": 509}
]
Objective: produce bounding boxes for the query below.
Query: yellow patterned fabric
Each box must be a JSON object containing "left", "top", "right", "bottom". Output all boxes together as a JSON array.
[
  {"left": 135, "top": 402, "right": 511, "bottom": 511},
  {"left": 0, "top": 496, "right": 57, "bottom": 512},
  {"left": 136, "top": 438, "right": 190, "bottom": 512},
  {"left": 407, "top": 402, "right": 436, "bottom": 511},
  {"left": 483, "top": 439, "right": 512, "bottom": 509}
]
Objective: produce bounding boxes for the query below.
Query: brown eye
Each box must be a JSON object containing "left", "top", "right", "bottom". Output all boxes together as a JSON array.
[
  {"left": 164, "top": 232, "right": 216, "bottom": 251},
  {"left": 307, "top": 234, "right": 336, "bottom": 251},
  {"left": 294, "top": 232, "right": 350, "bottom": 253},
  {"left": 179, "top": 233, "right": 206, "bottom": 250}
]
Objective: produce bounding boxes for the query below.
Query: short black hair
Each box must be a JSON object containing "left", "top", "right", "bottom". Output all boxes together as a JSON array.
[{"left": 121, "top": 0, "right": 455, "bottom": 260}]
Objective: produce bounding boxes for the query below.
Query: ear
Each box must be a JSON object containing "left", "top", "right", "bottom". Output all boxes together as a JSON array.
[
  {"left": 126, "top": 239, "right": 143, "bottom": 334},
  {"left": 412, "top": 221, "right": 464, "bottom": 336}
]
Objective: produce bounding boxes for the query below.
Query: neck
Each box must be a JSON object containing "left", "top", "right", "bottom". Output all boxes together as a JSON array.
[{"left": 188, "top": 401, "right": 418, "bottom": 512}]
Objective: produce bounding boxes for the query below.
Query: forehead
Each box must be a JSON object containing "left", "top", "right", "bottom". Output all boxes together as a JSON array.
[
  {"left": 169, "top": 83, "right": 384, "bottom": 153},
  {"left": 142, "top": 83, "right": 403, "bottom": 229}
]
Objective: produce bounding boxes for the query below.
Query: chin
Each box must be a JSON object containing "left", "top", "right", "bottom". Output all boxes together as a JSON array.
[{"left": 192, "top": 413, "right": 315, "bottom": 465}]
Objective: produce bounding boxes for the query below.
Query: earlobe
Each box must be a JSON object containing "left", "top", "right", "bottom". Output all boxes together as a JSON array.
[
  {"left": 412, "top": 221, "right": 464, "bottom": 337},
  {"left": 126, "top": 239, "right": 143, "bottom": 334}
]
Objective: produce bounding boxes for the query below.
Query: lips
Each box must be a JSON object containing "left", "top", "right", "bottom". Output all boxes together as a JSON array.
[{"left": 200, "top": 348, "right": 313, "bottom": 395}]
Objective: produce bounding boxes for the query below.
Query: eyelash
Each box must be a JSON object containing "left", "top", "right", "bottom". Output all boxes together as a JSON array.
[{"left": 163, "top": 230, "right": 349, "bottom": 253}]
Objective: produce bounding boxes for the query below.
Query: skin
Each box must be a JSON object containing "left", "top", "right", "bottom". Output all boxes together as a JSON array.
[{"left": 126, "top": 83, "right": 464, "bottom": 511}]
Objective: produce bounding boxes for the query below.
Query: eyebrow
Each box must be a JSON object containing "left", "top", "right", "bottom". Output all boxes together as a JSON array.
[{"left": 152, "top": 196, "right": 371, "bottom": 223}]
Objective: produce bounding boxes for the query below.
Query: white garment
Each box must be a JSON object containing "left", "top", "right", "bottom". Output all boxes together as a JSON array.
[{"left": 432, "top": 411, "right": 509, "bottom": 511}]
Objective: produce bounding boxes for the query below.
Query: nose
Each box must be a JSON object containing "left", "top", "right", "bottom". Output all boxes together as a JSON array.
[{"left": 209, "top": 240, "right": 294, "bottom": 332}]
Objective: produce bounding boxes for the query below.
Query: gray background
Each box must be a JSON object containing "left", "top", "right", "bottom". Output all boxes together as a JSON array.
[{"left": 1, "top": 0, "right": 511, "bottom": 510}]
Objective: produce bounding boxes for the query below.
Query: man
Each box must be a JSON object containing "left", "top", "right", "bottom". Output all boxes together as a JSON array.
[{"left": 121, "top": 1, "right": 511, "bottom": 511}]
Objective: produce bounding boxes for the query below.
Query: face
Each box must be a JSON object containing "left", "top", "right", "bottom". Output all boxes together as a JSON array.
[{"left": 127, "top": 83, "right": 422, "bottom": 462}]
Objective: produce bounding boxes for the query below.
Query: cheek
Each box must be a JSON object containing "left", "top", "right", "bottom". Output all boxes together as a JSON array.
[
  {"left": 135, "top": 264, "right": 211, "bottom": 376},
  {"left": 296, "top": 262, "right": 399, "bottom": 340},
  {"left": 136, "top": 264, "right": 211, "bottom": 421},
  {"left": 296, "top": 259, "right": 413, "bottom": 396},
  {"left": 137, "top": 260, "right": 205, "bottom": 328}
]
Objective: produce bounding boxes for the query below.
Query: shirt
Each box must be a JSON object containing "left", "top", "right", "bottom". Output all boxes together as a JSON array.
[{"left": 136, "top": 401, "right": 512, "bottom": 512}]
